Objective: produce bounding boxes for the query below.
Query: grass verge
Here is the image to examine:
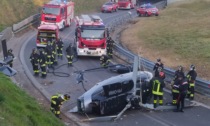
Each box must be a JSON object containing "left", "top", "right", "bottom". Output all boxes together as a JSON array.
[
  {"left": 0, "top": 73, "right": 64, "bottom": 126},
  {"left": 121, "top": 0, "right": 210, "bottom": 79}
]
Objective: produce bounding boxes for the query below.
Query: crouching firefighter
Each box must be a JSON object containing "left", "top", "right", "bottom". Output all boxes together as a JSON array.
[
  {"left": 50, "top": 94, "right": 70, "bottom": 119},
  {"left": 100, "top": 55, "right": 110, "bottom": 67},
  {"left": 149, "top": 72, "right": 165, "bottom": 108},
  {"left": 186, "top": 64, "right": 197, "bottom": 100},
  {"left": 66, "top": 43, "right": 74, "bottom": 67}
]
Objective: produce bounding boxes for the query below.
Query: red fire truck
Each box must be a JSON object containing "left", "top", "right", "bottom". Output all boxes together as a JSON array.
[
  {"left": 36, "top": 24, "right": 59, "bottom": 48},
  {"left": 41, "top": 0, "right": 74, "bottom": 30},
  {"left": 75, "top": 15, "right": 108, "bottom": 57},
  {"left": 117, "top": 0, "right": 136, "bottom": 9}
]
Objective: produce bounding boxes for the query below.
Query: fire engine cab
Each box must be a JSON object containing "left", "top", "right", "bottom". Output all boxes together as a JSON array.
[
  {"left": 117, "top": 0, "right": 136, "bottom": 9},
  {"left": 36, "top": 24, "right": 59, "bottom": 48},
  {"left": 41, "top": 0, "right": 74, "bottom": 30},
  {"left": 75, "top": 15, "right": 108, "bottom": 57}
]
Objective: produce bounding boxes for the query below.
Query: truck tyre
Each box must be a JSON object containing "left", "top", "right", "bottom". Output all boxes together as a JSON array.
[{"left": 145, "top": 12, "right": 148, "bottom": 17}]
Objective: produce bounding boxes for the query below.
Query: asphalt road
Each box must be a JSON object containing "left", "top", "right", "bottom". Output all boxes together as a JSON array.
[{"left": 21, "top": 5, "right": 210, "bottom": 126}]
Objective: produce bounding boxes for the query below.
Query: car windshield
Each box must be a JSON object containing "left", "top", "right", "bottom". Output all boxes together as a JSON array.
[
  {"left": 42, "top": 7, "right": 60, "bottom": 15},
  {"left": 81, "top": 29, "right": 105, "bottom": 39},
  {"left": 146, "top": 5, "right": 156, "bottom": 9},
  {"left": 38, "top": 31, "right": 56, "bottom": 40},
  {"left": 105, "top": 2, "right": 113, "bottom": 5}
]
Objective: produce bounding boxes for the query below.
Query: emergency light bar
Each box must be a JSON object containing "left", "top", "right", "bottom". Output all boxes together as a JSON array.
[{"left": 77, "top": 15, "right": 104, "bottom": 26}]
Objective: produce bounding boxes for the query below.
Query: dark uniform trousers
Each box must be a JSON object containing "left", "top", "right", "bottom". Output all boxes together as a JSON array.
[{"left": 67, "top": 55, "right": 73, "bottom": 66}]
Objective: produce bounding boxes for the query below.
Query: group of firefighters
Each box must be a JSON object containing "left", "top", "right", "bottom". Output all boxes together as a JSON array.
[
  {"left": 29, "top": 38, "right": 75, "bottom": 78},
  {"left": 144, "top": 58, "right": 197, "bottom": 112},
  {"left": 28, "top": 36, "right": 198, "bottom": 117}
]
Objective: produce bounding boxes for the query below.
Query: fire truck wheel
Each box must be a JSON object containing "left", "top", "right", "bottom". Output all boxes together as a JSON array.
[{"left": 145, "top": 12, "right": 148, "bottom": 17}]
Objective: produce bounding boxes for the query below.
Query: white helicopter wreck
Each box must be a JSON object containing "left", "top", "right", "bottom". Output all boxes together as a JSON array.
[{"left": 70, "top": 56, "right": 194, "bottom": 121}]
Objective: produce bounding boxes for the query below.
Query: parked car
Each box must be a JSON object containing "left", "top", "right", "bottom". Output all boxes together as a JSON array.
[
  {"left": 101, "top": 2, "right": 118, "bottom": 13},
  {"left": 136, "top": 3, "right": 159, "bottom": 17}
]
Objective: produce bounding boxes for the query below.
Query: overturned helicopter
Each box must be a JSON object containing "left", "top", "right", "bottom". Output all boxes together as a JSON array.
[{"left": 73, "top": 56, "right": 153, "bottom": 117}]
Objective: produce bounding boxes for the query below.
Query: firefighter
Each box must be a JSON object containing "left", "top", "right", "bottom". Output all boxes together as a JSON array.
[
  {"left": 7, "top": 49, "right": 14, "bottom": 67},
  {"left": 57, "top": 38, "right": 64, "bottom": 60},
  {"left": 45, "top": 41, "right": 54, "bottom": 68},
  {"left": 50, "top": 93, "right": 70, "bottom": 119},
  {"left": 186, "top": 64, "right": 197, "bottom": 100},
  {"left": 153, "top": 58, "right": 164, "bottom": 75},
  {"left": 149, "top": 72, "right": 165, "bottom": 108},
  {"left": 107, "top": 37, "right": 114, "bottom": 58},
  {"left": 100, "top": 55, "right": 110, "bottom": 67},
  {"left": 39, "top": 49, "right": 47, "bottom": 78},
  {"left": 173, "top": 76, "right": 188, "bottom": 112},
  {"left": 66, "top": 43, "right": 74, "bottom": 67},
  {"left": 29, "top": 48, "right": 40, "bottom": 76},
  {"left": 51, "top": 39, "right": 58, "bottom": 65},
  {"left": 171, "top": 65, "right": 185, "bottom": 105}
]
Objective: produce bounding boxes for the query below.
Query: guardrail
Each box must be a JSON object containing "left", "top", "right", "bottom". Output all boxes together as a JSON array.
[
  {"left": 12, "top": 13, "right": 40, "bottom": 33},
  {"left": 108, "top": 1, "right": 210, "bottom": 97}
]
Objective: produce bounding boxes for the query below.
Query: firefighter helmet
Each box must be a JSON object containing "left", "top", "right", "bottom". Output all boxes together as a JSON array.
[
  {"left": 178, "top": 65, "right": 183, "bottom": 71},
  {"left": 157, "top": 58, "right": 161, "bottom": 62},
  {"left": 159, "top": 71, "right": 165, "bottom": 79},
  {"left": 190, "top": 64, "right": 195, "bottom": 70},
  {"left": 64, "top": 94, "right": 70, "bottom": 101},
  {"left": 8, "top": 49, "right": 13, "bottom": 53},
  {"left": 32, "top": 48, "right": 38, "bottom": 53}
]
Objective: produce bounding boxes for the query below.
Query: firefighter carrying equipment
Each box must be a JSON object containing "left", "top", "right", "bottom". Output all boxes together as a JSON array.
[
  {"left": 149, "top": 74, "right": 165, "bottom": 108},
  {"left": 50, "top": 94, "right": 70, "bottom": 118}
]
